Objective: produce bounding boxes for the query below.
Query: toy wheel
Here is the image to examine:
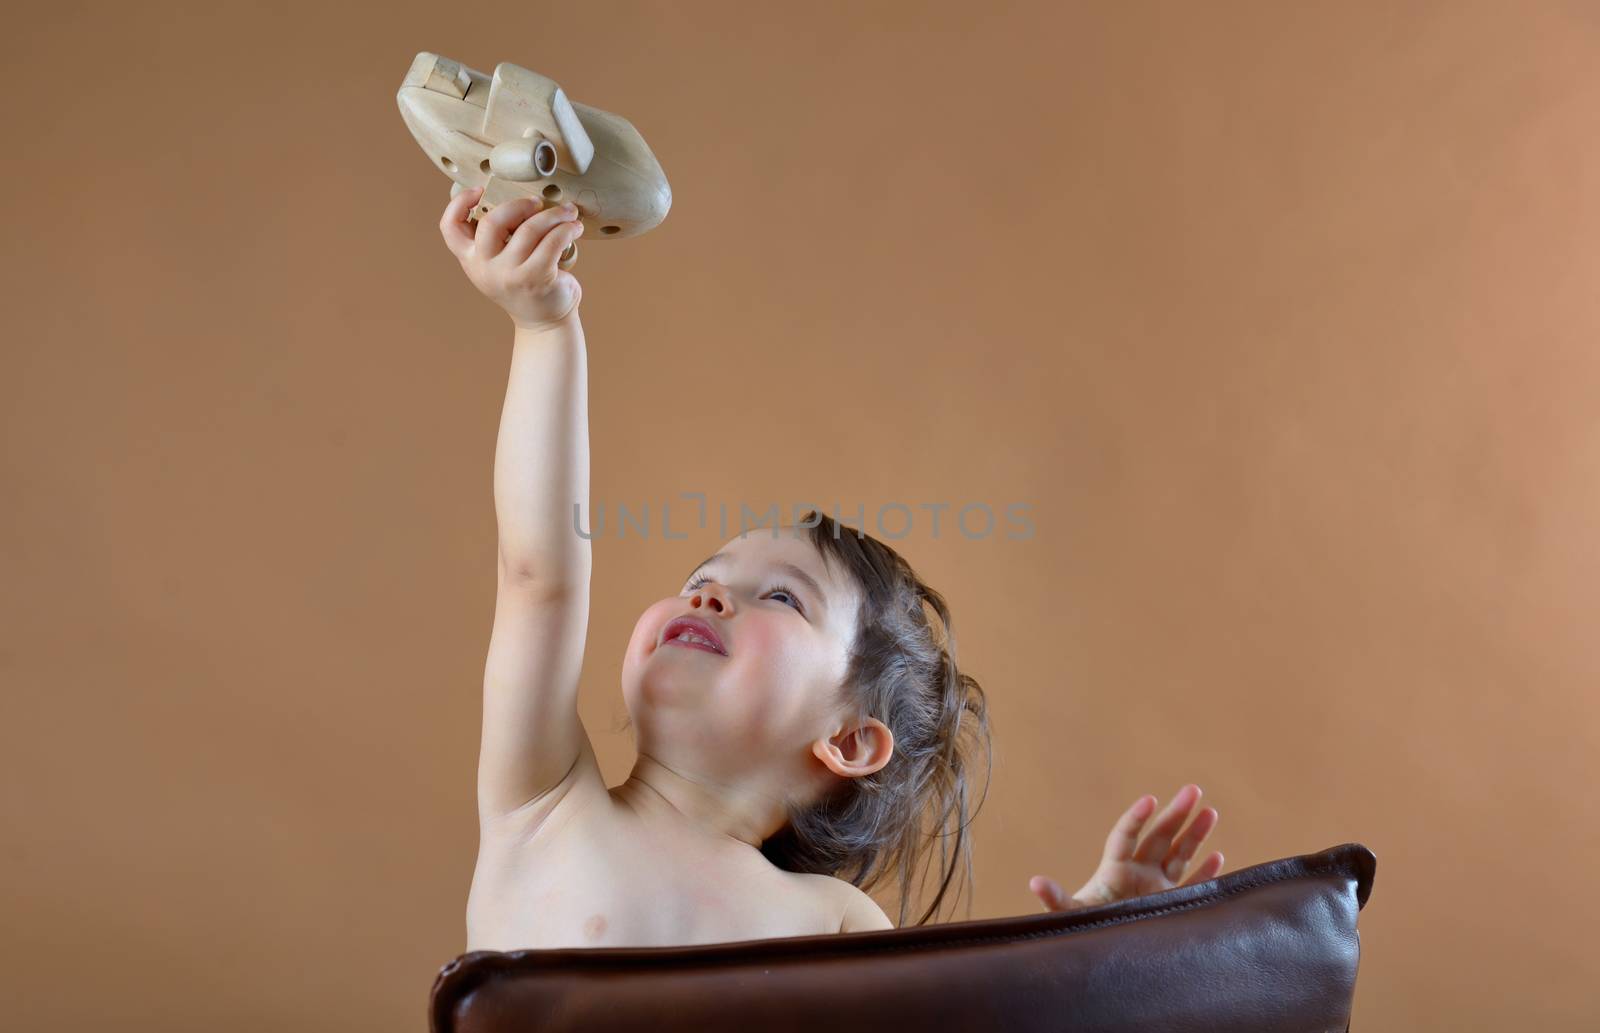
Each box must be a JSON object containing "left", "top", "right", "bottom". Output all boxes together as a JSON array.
[{"left": 490, "top": 137, "right": 559, "bottom": 182}]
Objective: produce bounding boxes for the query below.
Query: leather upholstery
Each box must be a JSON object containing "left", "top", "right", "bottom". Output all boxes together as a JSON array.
[{"left": 430, "top": 841, "right": 1375, "bottom": 1032}]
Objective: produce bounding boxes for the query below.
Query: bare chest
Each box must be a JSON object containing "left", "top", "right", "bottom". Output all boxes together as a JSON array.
[{"left": 466, "top": 792, "right": 842, "bottom": 950}]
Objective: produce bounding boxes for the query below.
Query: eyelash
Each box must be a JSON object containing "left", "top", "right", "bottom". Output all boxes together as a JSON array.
[{"left": 683, "top": 573, "right": 805, "bottom": 614}]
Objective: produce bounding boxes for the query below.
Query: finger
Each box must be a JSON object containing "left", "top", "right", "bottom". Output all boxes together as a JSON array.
[
  {"left": 1160, "top": 807, "right": 1218, "bottom": 883},
  {"left": 520, "top": 215, "right": 584, "bottom": 275},
  {"left": 475, "top": 196, "right": 547, "bottom": 261},
  {"left": 1131, "top": 784, "right": 1202, "bottom": 866},
  {"left": 439, "top": 185, "right": 485, "bottom": 260},
  {"left": 1177, "top": 851, "right": 1224, "bottom": 888},
  {"left": 1100, "top": 794, "right": 1158, "bottom": 862},
  {"left": 1028, "top": 875, "right": 1071, "bottom": 911},
  {"left": 501, "top": 203, "right": 580, "bottom": 266}
]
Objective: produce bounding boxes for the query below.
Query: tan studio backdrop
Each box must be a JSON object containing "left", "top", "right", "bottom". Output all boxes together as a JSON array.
[{"left": 3, "top": 1, "right": 1597, "bottom": 1029}]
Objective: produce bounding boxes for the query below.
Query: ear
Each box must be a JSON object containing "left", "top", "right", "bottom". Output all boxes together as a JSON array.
[{"left": 812, "top": 717, "right": 894, "bottom": 779}]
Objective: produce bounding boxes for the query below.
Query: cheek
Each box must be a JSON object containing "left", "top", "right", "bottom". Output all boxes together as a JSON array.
[
  {"left": 623, "top": 599, "right": 682, "bottom": 673},
  {"left": 723, "top": 618, "right": 804, "bottom": 688},
  {"left": 730, "top": 618, "right": 781, "bottom": 662},
  {"left": 722, "top": 619, "right": 816, "bottom": 725}
]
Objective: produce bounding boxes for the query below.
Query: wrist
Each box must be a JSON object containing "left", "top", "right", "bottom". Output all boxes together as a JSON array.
[{"left": 511, "top": 306, "right": 581, "bottom": 336}]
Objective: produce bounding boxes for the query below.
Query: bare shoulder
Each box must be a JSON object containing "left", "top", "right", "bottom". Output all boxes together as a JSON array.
[{"left": 821, "top": 875, "right": 895, "bottom": 932}]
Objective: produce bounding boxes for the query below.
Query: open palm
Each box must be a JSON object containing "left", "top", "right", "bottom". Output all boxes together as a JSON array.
[{"left": 1029, "top": 784, "right": 1224, "bottom": 911}]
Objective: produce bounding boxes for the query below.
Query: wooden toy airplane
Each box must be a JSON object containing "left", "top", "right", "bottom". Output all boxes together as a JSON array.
[{"left": 397, "top": 53, "right": 672, "bottom": 270}]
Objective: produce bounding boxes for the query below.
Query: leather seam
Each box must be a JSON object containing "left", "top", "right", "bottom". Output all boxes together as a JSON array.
[{"left": 841, "top": 858, "right": 1350, "bottom": 959}]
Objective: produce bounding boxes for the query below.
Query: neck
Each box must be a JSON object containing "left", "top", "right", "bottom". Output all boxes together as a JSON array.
[{"left": 614, "top": 753, "right": 791, "bottom": 852}]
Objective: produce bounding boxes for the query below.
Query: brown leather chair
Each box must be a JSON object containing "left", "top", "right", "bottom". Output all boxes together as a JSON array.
[{"left": 430, "top": 841, "right": 1375, "bottom": 1032}]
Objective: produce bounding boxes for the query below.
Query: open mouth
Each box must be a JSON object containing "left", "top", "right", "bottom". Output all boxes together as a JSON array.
[{"left": 660, "top": 616, "right": 727, "bottom": 655}]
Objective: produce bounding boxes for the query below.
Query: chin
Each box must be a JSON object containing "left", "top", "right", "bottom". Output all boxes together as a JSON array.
[{"left": 624, "top": 665, "right": 702, "bottom": 712}]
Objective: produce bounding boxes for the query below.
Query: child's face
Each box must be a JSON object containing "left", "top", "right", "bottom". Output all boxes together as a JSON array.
[{"left": 621, "top": 530, "right": 861, "bottom": 791}]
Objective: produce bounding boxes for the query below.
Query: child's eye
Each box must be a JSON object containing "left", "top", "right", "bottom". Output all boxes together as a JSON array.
[{"left": 766, "top": 584, "right": 805, "bottom": 613}]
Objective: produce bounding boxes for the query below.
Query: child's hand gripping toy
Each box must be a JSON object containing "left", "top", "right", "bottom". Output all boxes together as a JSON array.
[{"left": 396, "top": 52, "right": 672, "bottom": 273}]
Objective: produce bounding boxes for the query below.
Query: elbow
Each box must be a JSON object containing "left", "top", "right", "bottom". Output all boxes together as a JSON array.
[{"left": 497, "top": 551, "right": 591, "bottom": 590}]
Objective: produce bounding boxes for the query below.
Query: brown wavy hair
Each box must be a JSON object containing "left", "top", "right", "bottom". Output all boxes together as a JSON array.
[{"left": 757, "top": 510, "right": 994, "bottom": 927}]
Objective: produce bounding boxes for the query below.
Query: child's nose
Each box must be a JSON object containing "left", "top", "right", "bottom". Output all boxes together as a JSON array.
[{"left": 691, "top": 586, "right": 729, "bottom": 612}]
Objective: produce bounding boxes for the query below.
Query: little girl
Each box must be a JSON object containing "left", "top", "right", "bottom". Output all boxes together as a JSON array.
[{"left": 436, "top": 185, "right": 1225, "bottom": 949}]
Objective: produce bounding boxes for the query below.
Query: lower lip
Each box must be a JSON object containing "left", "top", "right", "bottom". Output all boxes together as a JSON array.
[{"left": 664, "top": 637, "right": 725, "bottom": 655}]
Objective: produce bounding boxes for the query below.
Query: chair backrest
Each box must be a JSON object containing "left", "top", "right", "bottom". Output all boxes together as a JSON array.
[{"left": 430, "top": 841, "right": 1376, "bottom": 1033}]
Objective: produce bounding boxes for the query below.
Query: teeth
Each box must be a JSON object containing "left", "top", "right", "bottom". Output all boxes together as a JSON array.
[{"left": 673, "top": 630, "right": 720, "bottom": 651}]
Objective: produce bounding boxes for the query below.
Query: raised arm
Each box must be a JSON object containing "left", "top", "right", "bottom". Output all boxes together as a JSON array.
[
  {"left": 477, "top": 312, "right": 601, "bottom": 825},
  {"left": 494, "top": 314, "right": 592, "bottom": 583},
  {"left": 436, "top": 187, "right": 600, "bottom": 827}
]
